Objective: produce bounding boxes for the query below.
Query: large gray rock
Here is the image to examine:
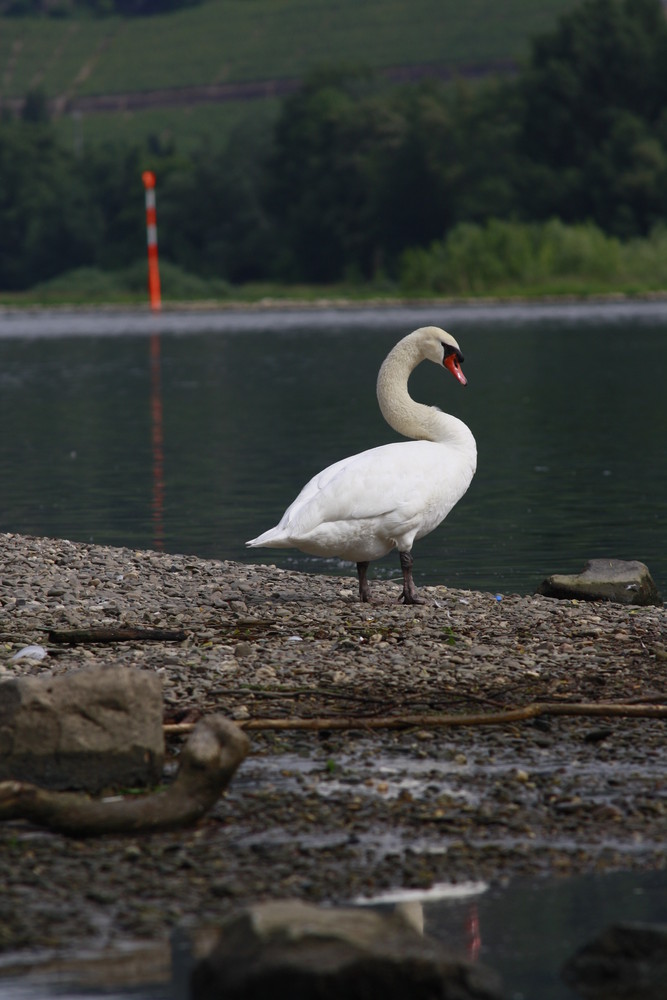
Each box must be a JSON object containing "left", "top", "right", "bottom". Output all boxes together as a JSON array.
[
  {"left": 562, "top": 922, "right": 667, "bottom": 999},
  {"left": 190, "top": 898, "right": 505, "bottom": 1000},
  {"left": 537, "top": 559, "right": 661, "bottom": 606},
  {"left": 0, "top": 666, "right": 164, "bottom": 792}
]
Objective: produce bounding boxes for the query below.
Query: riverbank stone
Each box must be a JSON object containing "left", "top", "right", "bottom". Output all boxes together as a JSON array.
[
  {"left": 190, "top": 899, "right": 505, "bottom": 1000},
  {"left": 562, "top": 922, "right": 667, "bottom": 999},
  {"left": 0, "top": 665, "right": 164, "bottom": 791},
  {"left": 536, "top": 559, "right": 662, "bottom": 606}
]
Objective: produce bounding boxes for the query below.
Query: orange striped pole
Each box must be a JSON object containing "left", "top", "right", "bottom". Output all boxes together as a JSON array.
[{"left": 142, "top": 170, "right": 162, "bottom": 311}]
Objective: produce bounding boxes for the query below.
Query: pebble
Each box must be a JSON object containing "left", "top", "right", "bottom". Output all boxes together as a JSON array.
[{"left": 0, "top": 530, "right": 665, "bottom": 959}]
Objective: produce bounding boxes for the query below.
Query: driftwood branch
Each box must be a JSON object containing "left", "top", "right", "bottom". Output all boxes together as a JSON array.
[
  {"left": 0, "top": 716, "right": 249, "bottom": 836},
  {"left": 47, "top": 626, "right": 187, "bottom": 644},
  {"left": 164, "top": 701, "right": 667, "bottom": 737}
]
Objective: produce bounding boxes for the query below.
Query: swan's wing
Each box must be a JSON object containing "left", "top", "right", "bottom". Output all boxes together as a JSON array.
[
  {"left": 279, "top": 441, "right": 450, "bottom": 534},
  {"left": 248, "top": 439, "right": 476, "bottom": 559}
]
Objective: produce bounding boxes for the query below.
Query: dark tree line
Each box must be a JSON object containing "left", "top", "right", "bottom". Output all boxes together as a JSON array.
[
  {"left": 0, "top": 0, "right": 200, "bottom": 16},
  {"left": 1, "top": 0, "right": 666, "bottom": 291}
]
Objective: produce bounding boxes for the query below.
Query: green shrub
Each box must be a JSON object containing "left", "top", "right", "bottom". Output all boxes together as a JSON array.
[
  {"left": 619, "top": 225, "right": 667, "bottom": 287},
  {"left": 31, "top": 267, "right": 126, "bottom": 301},
  {"left": 29, "top": 260, "right": 231, "bottom": 302},
  {"left": 537, "top": 219, "right": 621, "bottom": 280},
  {"left": 399, "top": 218, "right": 625, "bottom": 294},
  {"left": 120, "top": 259, "right": 231, "bottom": 300}
]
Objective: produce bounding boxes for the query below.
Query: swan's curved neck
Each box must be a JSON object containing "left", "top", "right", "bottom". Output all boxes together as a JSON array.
[{"left": 376, "top": 333, "right": 472, "bottom": 449}]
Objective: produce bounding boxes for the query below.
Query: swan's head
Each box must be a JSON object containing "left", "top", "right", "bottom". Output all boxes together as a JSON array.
[{"left": 416, "top": 326, "right": 467, "bottom": 386}]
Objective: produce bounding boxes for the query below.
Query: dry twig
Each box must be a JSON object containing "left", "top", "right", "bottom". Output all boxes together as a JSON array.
[{"left": 163, "top": 700, "right": 667, "bottom": 736}]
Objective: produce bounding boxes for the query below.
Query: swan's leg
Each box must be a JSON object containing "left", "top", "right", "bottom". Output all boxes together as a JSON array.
[
  {"left": 357, "top": 561, "right": 371, "bottom": 602},
  {"left": 398, "top": 551, "right": 425, "bottom": 605}
]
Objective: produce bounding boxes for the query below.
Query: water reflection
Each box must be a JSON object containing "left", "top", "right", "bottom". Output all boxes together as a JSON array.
[
  {"left": 0, "top": 868, "right": 664, "bottom": 999},
  {"left": 150, "top": 332, "right": 165, "bottom": 550},
  {"left": 423, "top": 868, "right": 667, "bottom": 1000},
  {"left": 0, "top": 303, "right": 665, "bottom": 595}
]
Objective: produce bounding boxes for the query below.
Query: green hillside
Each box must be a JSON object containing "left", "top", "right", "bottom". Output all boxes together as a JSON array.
[{"left": 1, "top": 0, "right": 583, "bottom": 147}]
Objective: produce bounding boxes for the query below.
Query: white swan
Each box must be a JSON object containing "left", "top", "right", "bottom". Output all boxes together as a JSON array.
[{"left": 246, "top": 326, "right": 477, "bottom": 604}]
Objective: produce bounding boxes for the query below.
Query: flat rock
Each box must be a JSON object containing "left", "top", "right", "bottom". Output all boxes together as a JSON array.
[
  {"left": 190, "top": 898, "right": 505, "bottom": 1000},
  {"left": 537, "top": 559, "right": 662, "bottom": 606},
  {"left": 0, "top": 665, "right": 164, "bottom": 792},
  {"left": 562, "top": 922, "right": 667, "bottom": 999}
]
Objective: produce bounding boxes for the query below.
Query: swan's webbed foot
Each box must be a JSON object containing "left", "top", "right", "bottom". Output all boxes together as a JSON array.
[
  {"left": 357, "top": 561, "right": 372, "bottom": 603},
  {"left": 400, "top": 592, "right": 426, "bottom": 605},
  {"left": 398, "top": 551, "right": 425, "bottom": 605},
  {"left": 399, "top": 587, "right": 426, "bottom": 605}
]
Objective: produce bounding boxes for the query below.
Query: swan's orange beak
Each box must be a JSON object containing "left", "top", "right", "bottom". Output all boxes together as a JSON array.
[{"left": 444, "top": 353, "right": 467, "bottom": 386}]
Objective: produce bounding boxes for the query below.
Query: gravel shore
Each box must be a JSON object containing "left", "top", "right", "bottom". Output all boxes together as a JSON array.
[{"left": 0, "top": 530, "right": 665, "bottom": 958}]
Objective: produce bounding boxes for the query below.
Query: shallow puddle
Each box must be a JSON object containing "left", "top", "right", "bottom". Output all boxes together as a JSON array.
[
  {"left": 1, "top": 867, "right": 665, "bottom": 999},
  {"left": 230, "top": 745, "right": 666, "bottom": 863},
  {"left": 414, "top": 867, "right": 667, "bottom": 999}
]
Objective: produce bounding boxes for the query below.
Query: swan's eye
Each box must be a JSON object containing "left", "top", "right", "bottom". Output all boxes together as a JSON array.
[{"left": 442, "top": 344, "right": 464, "bottom": 365}]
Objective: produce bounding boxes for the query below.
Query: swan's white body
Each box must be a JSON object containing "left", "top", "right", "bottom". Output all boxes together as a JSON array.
[{"left": 246, "top": 326, "right": 477, "bottom": 602}]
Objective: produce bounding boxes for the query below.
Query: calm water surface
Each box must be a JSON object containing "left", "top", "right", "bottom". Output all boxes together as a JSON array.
[
  {"left": 0, "top": 301, "right": 665, "bottom": 595},
  {"left": 0, "top": 868, "right": 665, "bottom": 999},
  {"left": 0, "top": 302, "right": 664, "bottom": 997}
]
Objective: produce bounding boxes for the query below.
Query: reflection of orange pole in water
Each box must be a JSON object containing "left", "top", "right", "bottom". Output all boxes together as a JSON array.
[
  {"left": 150, "top": 332, "right": 165, "bottom": 550},
  {"left": 142, "top": 171, "right": 162, "bottom": 311},
  {"left": 466, "top": 903, "right": 481, "bottom": 962}
]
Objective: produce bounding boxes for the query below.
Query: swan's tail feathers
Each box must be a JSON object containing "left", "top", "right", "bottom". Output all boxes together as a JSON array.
[{"left": 246, "top": 527, "right": 291, "bottom": 549}]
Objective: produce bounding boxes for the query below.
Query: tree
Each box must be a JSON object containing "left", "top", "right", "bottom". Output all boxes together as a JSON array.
[
  {"left": 266, "top": 68, "right": 392, "bottom": 281},
  {"left": 0, "top": 121, "right": 101, "bottom": 289},
  {"left": 373, "top": 79, "right": 520, "bottom": 262},
  {"left": 516, "top": 0, "right": 667, "bottom": 235},
  {"left": 79, "top": 142, "right": 156, "bottom": 271},
  {"left": 21, "top": 88, "right": 50, "bottom": 123},
  {"left": 267, "top": 66, "right": 523, "bottom": 282},
  {"left": 158, "top": 118, "right": 276, "bottom": 283}
]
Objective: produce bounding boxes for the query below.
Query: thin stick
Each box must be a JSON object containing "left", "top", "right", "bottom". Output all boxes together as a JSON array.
[
  {"left": 48, "top": 626, "right": 187, "bottom": 644},
  {"left": 163, "top": 701, "right": 667, "bottom": 736}
]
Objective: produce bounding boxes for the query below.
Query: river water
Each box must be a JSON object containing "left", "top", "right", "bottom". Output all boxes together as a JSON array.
[
  {"left": 0, "top": 299, "right": 665, "bottom": 996},
  {"left": 0, "top": 300, "right": 665, "bottom": 597},
  {"left": 0, "top": 868, "right": 665, "bottom": 999}
]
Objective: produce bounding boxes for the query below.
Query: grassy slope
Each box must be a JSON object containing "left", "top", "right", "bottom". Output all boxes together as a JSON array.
[
  {"left": 84, "top": 0, "right": 581, "bottom": 92},
  {"left": 1, "top": 0, "right": 584, "bottom": 96},
  {"left": 1, "top": 0, "right": 582, "bottom": 148},
  {"left": 58, "top": 96, "right": 283, "bottom": 152}
]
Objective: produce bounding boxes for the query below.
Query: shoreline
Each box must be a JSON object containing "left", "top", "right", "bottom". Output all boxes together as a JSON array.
[
  {"left": 1, "top": 294, "right": 667, "bottom": 345},
  {"left": 2, "top": 288, "right": 667, "bottom": 315},
  {"left": 1, "top": 531, "right": 666, "bottom": 957}
]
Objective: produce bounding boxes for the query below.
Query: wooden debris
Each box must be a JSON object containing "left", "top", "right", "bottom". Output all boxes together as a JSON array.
[
  {"left": 163, "top": 700, "right": 667, "bottom": 736},
  {"left": 48, "top": 626, "right": 187, "bottom": 644},
  {"left": 0, "top": 715, "right": 248, "bottom": 836}
]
